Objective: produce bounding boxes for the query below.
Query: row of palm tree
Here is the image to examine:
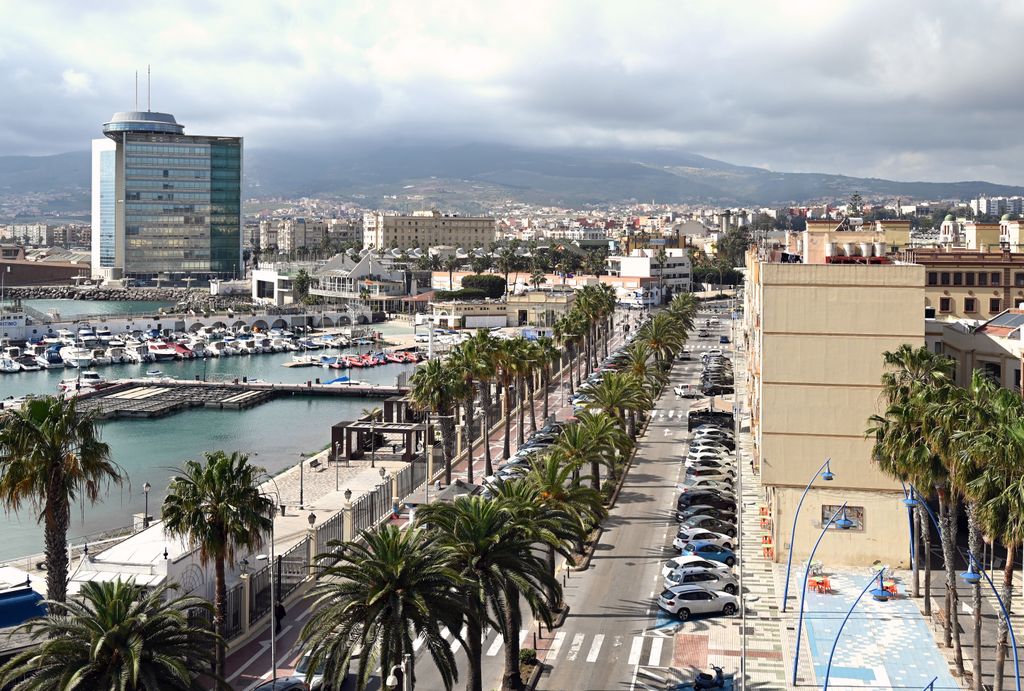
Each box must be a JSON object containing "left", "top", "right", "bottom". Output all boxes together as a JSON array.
[
  {"left": 299, "top": 291, "right": 701, "bottom": 691},
  {"left": 869, "top": 344, "right": 1024, "bottom": 691},
  {"left": 0, "top": 288, "right": 701, "bottom": 690}
]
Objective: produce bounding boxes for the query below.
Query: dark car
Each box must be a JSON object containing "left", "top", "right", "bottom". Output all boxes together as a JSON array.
[
  {"left": 252, "top": 677, "right": 309, "bottom": 691},
  {"left": 677, "top": 505, "right": 737, "bottom": 523},
  {"left": 676, "top": 492, "right": 735, "bottom": 510},
  {"left": 681, "top": 515, "right": 738, "bottom": 537}
]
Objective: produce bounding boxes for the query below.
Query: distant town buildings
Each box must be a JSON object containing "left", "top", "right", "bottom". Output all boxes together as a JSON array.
[
  {"left": 362, "top": 211, "right": 496, "bottom": 250},
  {"left": 91, "top": 109, "right": 243, "bottom": 282}
]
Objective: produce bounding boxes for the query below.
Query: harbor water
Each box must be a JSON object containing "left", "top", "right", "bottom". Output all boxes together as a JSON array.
[{"left": 0, "top": 302, "right": 420, "bottom": 561}]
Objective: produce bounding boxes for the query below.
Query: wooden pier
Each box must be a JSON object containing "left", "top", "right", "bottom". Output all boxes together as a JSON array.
[{"left": 76, "top": 379, "right": 408, "bottom": 420}]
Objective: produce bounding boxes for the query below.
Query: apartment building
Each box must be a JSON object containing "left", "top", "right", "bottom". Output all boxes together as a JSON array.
[
  {"left": 744, "top": 255, "right": 923, "bottom": 566},
  {"left": 796, "top": 219, "right": 911, "bottom": 264},
  {"left": 605, "top": 247, "right": 691, "bottom": 304},
  {"left": 900, "top": 247, "right": 1024, "bottom": 320},
  {"left": 362, "top": 211, "right": 496, "bottom": 250}
]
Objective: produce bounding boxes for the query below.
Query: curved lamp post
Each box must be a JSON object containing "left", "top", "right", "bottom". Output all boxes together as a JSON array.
[
  {"left": 792, "top": 501, "right": 855, "bottom": 684},
  {"left": 960, "top": 552, "right": 1021, "bottom": 691},
  {"left": 823, "top": 571, "right": 892, "bottom": 691},
  {"left": 781, "top": 457, "right": 835, "bottom": 612},
  {"left": 922, "top": 677, "right": 937, "bottom": 690}
]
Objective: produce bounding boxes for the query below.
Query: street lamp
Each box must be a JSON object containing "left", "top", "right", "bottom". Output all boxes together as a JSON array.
[
  {"left": 255, "top": 474, "right": 281, "bottom": 686},
  {"left": 781, "top": 457, "right": 835, "bottom": 612},
  {"left": 334, "top": 441, "right": 341, "bottom": 492},
  {"left": 822, "top": 571, "right": 891, "bottom": 691},
  {"left": 792, "top": 501, "right": 855, "bottom": 684},
  {"left": 384, "top": 653, "right": 412, "bottom": 691},
  {"left": 142, "top": 481, "right": 151, "bottom": 529},
  {"left": 299, "top": 453, "right": 305, "bottom": 509},
  {"left": 959, "top": 551, "right": 1020, "bottom": 691}
]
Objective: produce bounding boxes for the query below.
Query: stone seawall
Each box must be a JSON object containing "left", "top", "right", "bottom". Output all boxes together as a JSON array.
[{"left": 6, "top": 286, "right": 251, "bottom": 312}]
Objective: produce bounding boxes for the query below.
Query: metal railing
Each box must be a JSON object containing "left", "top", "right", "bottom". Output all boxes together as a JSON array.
[
  {"left": 315, "top": 509, "right": 345, "bottom": 555},
  {"left": 278, "top": 538, "right": 309, "bottom": 600},
  {"left": 224, "top": 582, "right": 244, "bottom": 641},
  {"left": 248, "top": 563, "right": 272, "bottom": 625}
]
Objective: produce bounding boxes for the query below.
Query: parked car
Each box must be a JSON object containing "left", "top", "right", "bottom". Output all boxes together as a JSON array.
[
  {"left": 673, "top": 528, "right": 733, "bottom": 551},
  {"left": 677, "top": 478, "right": 734, "bottom": 494},
  {"left": 676, "top": 504, "right": 737, "bottom": 523},
  {"left": 663, "top": 568, "right": 738, "bottom": 594},
  {"left": 657, "top": 584, "right": 738, "bottom": 621},
  {"left": 676, "top": 491, "right": 735, "bottom": 510},
  {"left": 685, "top": 459, "right": 735, "bottom": 473},
  {"left": 682, "top": 541, "right": 737, "bottom": 567},
  {"left": 680, "top": 515, "right": 737, "bottom": 536},
  {"left": 684, "top": 467, "right": 735, "bottom": 482},
  {"left": 719, "top": 335, "right": 731, "bottom": 344},
  {"left": 252, "top": 677, "right": 310, "bottom": 691},
  {"left": 660, "top": 555, "right": 732, "bottom": 579}
]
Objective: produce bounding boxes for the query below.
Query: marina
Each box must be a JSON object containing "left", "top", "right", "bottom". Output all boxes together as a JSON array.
[{"left": 74, "top": 378, "right": 409, "bottom": 420}]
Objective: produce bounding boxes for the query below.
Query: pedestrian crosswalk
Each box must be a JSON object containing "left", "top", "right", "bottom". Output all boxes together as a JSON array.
[{"left": 416, "top": 626, "right": 677, "bottom": 668}]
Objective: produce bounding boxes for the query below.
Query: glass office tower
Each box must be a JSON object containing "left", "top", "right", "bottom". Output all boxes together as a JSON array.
[{"left": 91, "top": 110, "right": 242, "bottom": 281}]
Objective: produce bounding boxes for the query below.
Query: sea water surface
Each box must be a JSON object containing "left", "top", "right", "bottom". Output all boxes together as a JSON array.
[{"left": 0, "top": 302, "right": 418, "bottom": 561}]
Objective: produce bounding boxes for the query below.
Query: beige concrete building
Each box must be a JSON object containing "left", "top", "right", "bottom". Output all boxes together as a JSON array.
[
  {"left": 926, "top": 311, "right": 1024, "bottom": 391},
  {"left": 899, "top": 247, "right": 1024, "bottom": 321},
  {"left": 795, "top": 219, "right": 911, "bottom": 264},
  {"left": 363, "top": 211, "right": 497, "bottom": 250},
  {"left": 506, "top": 288, "right": 576, "bottom": 328},
  {"left": 744, "top": 257, "right": 924, "bottom": 566},
  {"left": 429, "top": 300, "right": 507, "bottom": 329}
]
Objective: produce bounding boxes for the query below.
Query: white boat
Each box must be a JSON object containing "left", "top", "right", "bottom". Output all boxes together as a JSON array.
[
  {"left": 90, "top": 349, "right": 113, "bottom": 366},
  {"left": 15, "top": 355, "right": 41, "bottom": 372},
  {"left": 105, "top": 346, "right": 129, "bottom": 364},
  {"left": 35, "top": 344, "right": 64, "bottom": 368},
  {"left": 79, "top": 370, "right": 104, "bottom": 386},
  {"left": 147, "top": 341, "right": 178, "bottom": 362},
  {"left": 95, "top": 327, "right": 113, "bottom": 343},
  {"left": 124, "top": 340, "right": 151, "bottom": 363},
  {"left": 59, "top": 346, "right": 94, "bottom": 368},
  {"left": 146, "top": 368, "right": 162, "bottom": 377},
  {"left": 0, "top": 357, "right": 21, "bottom": 373}
]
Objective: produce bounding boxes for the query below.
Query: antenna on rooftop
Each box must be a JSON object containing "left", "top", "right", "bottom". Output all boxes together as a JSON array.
[
  {"left": 147, "top": 65, "right": 151, "bottom": 111},
  {"left": 134, "top": 71, "right": 138, "bottom": 110}
]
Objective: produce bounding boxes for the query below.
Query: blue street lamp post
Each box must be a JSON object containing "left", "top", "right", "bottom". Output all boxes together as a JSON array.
[
  {"left": 781, "top": 457, "right": 835, "bottom": 612},
  {"left": 960, "top": 552, "right": 1021, "bottom": 691},
  {"left": 792, "top": 501, "right": 856, "bottom": 684},
  {"left": 823, "top": 571, "right": 892, "bottom": 691},
  {"left": 922, "top": 677, "right": 937, "bottom": 691}
]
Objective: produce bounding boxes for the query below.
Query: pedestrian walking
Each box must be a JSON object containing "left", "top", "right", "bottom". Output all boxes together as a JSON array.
[{"left": 274, "top": 600, "right": 286, "bottom": 634}]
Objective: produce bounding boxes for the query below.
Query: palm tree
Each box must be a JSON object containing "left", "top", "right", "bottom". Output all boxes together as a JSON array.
[
  {"left": 409, "top": 358, "right": 459, "bottom": 484},
  {"left": 0, "top": 579, "right": 219, "bottom": 691},
  {"left": 443, "top": 255, "right": 460, "bottom": 290},
  {"left": 448, "top": 342, "right": 482, "bottom": 483},
  {"left": 529, "top": 269, "right": 546, "bottom": 290},
  {"left": 508, "top": 338, "right": 534, "bottom": 447},
  {"left": 624, "top": 341, "right": 667, "bottom": 397},
  {"left": 588, "top": 371, "right": 652, "bottom": 440},
  {"left": 300, "top": 525, "right": 467, "bottom": 691},
  {"left": 415, "top": 496, "right": 559, "bottom": 691},
  {"left": 526, "top": 454, "right": 606, "bottom": 604},
  {"left": 467, "top": 330, "right": 501, "bottom": 477},
  {"left": 535, "top": 336, "right": 561, "bottom": 420},
  {"left": 161, "top": 451, "right": 274, "bottom": 679},
  {"left": 574, "top": 410, "right": 633, "bottom": 491},
  {"left": 0, "top": 396, "right": 122, "bottom": 605},
  {"left": 638, "top": 312, "right": 684, "bottom": 364},
  {"left": 667, "top": 292, "right": 697, "bottom": 333},
  {"left": 522, "top": 340, "right": 542, "bottom": 434},
  {"left": 495, "top": 339, "right": 518, "bottom": 460}
]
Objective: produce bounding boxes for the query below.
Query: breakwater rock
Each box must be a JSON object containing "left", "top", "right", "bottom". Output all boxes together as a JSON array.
[{"left": 6, "top": 286, "right": 251, "bottom": 313}]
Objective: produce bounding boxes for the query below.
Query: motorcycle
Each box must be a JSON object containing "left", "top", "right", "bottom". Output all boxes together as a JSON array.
[{"left": 694, "top": 665, "right": 731, "bottom": 690}]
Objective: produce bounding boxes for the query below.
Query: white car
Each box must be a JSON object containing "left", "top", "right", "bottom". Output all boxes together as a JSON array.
[
  {"left": 657, "top": 584, "right": 738, "bottom": 621},
  {"left": 661, "top": 555, "right": 732, "bottom": 579},
  {"left": 694, "top": 429, "right": 733, "bottom": 441},
  {"left": 685, "top": 460, "right": 735, "bottom": 473},
  {"left": 685, "top": 467, "right": 735, "bottom": 480},
  {"left": 687, "top": 452, "right": 732, "bottom": 466},
  {"left": 673, "top": 528, "right": 733, "bottom": 551},
  {"left": 676, "top": 478, "right": 733, "bottom": 494},
  {"left": 663, "top": 568, "right": 738, "bottom": 594}
]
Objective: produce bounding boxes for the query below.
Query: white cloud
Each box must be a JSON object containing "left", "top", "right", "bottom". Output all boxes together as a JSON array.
[{"left": 0, "top": 0, "right": 1022, "bottom": 184}]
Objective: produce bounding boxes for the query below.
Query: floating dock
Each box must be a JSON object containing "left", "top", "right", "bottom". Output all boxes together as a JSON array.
[{"left": 75, "top": 379, "right": 408, "bottom": 420}]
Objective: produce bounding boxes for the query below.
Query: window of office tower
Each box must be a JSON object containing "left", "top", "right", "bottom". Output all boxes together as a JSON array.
[
  {"left": 208, "top": 140, "right": 241, "bottom": 276},
  {"left": 124, "top": 136, "right": 212, "bottom": 273}
]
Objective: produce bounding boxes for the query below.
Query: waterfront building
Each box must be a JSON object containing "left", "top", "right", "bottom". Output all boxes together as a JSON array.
[
  {"left": 362, "top": 210, "right": 496, "bottom": 250},
  {"left": 506, "top": 287, "right": 576, "bottom": 328},
  {"left": 429, "top": 299, "right": 507, "bottom": 329},
  {"left": 744, "top": 252, "right": 923, "bottom": 565},
  {"left": 91, "top": 109, "right": 243, "bottom": 282},
  {"left": 310, "top": 252, "right": 408, "bottom": 313}
]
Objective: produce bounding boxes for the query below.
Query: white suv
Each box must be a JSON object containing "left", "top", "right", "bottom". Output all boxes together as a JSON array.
[
  {"left": 657, "top": 584, "right": 738, "bottom": 621},
  {"left": 661, "top": 555, "right": 732, "bottom": 579},
  {"left": 673, "top": 528, "right": 734, "bottom": 552},
  {"left": 663, "top": 569, "right": 738, "bottom": 594}
]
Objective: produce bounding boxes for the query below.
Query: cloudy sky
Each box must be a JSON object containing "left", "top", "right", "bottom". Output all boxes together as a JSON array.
[{"left": 3, "top": 0, "right": 1024, "bottom": 183}]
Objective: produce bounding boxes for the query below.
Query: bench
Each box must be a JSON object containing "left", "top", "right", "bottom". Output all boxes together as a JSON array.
[{"left": 309, "top": 458, "right": 322, "bottom": 472}]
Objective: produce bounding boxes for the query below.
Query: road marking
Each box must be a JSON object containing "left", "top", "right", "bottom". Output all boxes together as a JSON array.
[
  {"left": 486, "top": 634, "right": 504, "bottom": 657},
  {"left": 647, "top": 636, "right": 664, "bottom": 666},
  {"left": 413, "top": 635, "right": 425, "bottom": 652},
  {"left": 227, "top": 640, "right": 271, "bottom": 682},
  {"left": 627, "top": 635, "right": 644, "bottom": 665},
  {"left": 546, "top": 631, "right": 566, "bottom": 660},
  {"left": 566, "top": 632, "right": 586, "bottom": 661},
  {"left": 586, "top": 634, "right": 605, "bottom": 662},
  {"left": 450, "top": 625, "right": 467, "bottom": 653}
]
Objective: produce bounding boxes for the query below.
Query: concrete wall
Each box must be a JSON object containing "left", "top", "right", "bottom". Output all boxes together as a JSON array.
[{"left": 752, "top": 262, "right": 924, "bottom": 565}]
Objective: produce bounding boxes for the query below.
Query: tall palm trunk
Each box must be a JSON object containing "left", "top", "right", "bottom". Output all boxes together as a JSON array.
[
  {"left": 938, "top": 490, "right": 965, "bottom": 674},
  {"left": 440, "top": 415, "right": 456, "bottom": 485},
  {"left": 43, "top": 491, "right": 70, "bottom": 606},
  {"left": 967, "top": 504, "right": 983, "bottom": 691},
  {"left": 566, "top": 350, "right": 575, "bottom": 397},
  {"left": 481, "top": 384, "right": 494, "bottom": 477},
  {"left": 912, "top": 506, "right": 921, "bottom": 599},
  {"left": 501, "top": 586, "right": 525, "bottom": 691},
  {"left": 527, "top": 371, "right": 538, "bottom": 434},
  {"left": 516, "top": 376, "right": 526, "bottom": 447},
  {"left": 994, "top": 546, "right": 1016, "bottom": 691},
  {"left": 546, "top": 545, "right": 558, "bottom": 609},
  {"left": 463, "top": 398, "right": 475, "bottom": 484},
  {"left": 541, "top": 367, "right": 550, "bottom": 420},
  {"left": 590, "top": 460, "right": 601, "bottom": 492},
  {"left": 502, "top": 381, "right": 513, "bottom": 460},
  {"left": 921, "top": 503, "right": 932, "bottom": 617},
  {"left": 466, "top": 607, "right": 484, "bottom": 691},
  {"left": 214, "top": 555, "right": 227, "bottom": 679}
]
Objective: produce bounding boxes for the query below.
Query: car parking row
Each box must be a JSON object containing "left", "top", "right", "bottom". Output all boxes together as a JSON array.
[
  {"left": 657, "top": 416, "right": 740, "bottom": 623},
  {"left": 700, "top": 351, "right": 734, "bottom": 396}
]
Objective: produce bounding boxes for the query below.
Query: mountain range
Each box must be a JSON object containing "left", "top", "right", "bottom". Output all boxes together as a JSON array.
[{"left": 2, "top": 143, "right": 1024, "bottom": 216}]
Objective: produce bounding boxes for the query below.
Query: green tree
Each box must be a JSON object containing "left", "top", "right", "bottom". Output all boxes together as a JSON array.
[
  {"left": 415, "top": 496, "right": 559, "bottom": 691},
  {"left": 715, "top": 225, "right": 753, "bottom": 268},
  {"left": 0, "top": 396, "right": 122, "bottom": 605},
  {"left": 300, "top": 525, "right": 467, "bottom": 691},
  {"left": 409, "top": 359, "right": 459, "bottom": 485},
  {"left": 161, "top": 451, "right": 274, "bottom": 679},
  {"left": 529, "top": 269, "right": 546, "bottom": 290},
  {"left": 293, "top": 269, "right": 312, "bottom": 302},
  {"left": 0, "top": 579, "right": 220, "bottom": 691},
  {"left": 443, "top": 256, "right": 460, "bottom": 290}
]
